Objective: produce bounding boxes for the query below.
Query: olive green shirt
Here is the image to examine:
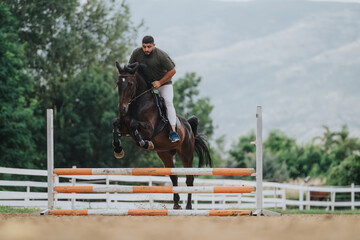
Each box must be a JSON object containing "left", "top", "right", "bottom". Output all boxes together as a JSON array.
[{"left": 129, "top": 47, "right": 175, "bottom": 85}]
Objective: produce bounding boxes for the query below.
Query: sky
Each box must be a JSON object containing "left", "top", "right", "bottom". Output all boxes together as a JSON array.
[{"left": 126, "top": 0, "right": 360, "bottom": 148}]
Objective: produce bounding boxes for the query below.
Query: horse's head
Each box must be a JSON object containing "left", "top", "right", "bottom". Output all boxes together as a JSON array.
[{"left": 116, "top": 62, "right": 139, "bottom": 115}]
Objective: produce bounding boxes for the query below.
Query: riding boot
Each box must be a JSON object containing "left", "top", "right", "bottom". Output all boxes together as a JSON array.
[{"left": 169, "top": 131, "right": 180, "bottom": 143}]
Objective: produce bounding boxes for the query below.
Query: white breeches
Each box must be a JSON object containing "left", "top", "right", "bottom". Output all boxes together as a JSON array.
[{"left": 158, "top": 84, "right": 177, "bottom": 126}]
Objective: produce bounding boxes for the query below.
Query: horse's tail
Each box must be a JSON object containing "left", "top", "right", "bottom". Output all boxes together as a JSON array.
[{"left": 187, "top": 116, "right": 213, "bottom": 168}]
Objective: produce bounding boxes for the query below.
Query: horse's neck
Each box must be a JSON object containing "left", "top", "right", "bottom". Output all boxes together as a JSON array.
[{"left": 135, "top": 74, "right": 150, "bottom": 95}]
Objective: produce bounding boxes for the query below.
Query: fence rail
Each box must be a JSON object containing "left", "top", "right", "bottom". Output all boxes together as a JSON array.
[{"left": 1, "top": 167, "right": 359, "bottom": 211}]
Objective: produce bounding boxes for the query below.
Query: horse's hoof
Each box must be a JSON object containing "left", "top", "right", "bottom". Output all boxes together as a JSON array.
[
  {"left": 186, "top": 205, "right": 192, "bottom": 210},
  {"left": 147, "top": 141, "right": 154, "bottom": 150},
  {"left": 114, "top": 150, "right": 125, "bottom": 159},
  {"left": 173, "top": 204, "right": 182, "bottom": 210}
]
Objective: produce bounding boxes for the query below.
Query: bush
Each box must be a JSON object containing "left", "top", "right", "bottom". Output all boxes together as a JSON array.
[{"left": 326, "top": 155, "right": 360, "bottom": 186}]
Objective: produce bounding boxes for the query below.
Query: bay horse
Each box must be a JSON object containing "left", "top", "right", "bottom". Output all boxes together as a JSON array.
[{"left": 112, "top": 61, "right": 212, "bottom": 210}]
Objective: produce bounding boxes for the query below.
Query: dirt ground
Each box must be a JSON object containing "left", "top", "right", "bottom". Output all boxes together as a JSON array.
[{"left": 1, "top": 213, "right": 360, "bottom": 240}]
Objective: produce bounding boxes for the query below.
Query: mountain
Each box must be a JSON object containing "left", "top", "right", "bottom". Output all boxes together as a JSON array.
[{"left": 128, "top": 0, "right": 360, "bottom": 147}]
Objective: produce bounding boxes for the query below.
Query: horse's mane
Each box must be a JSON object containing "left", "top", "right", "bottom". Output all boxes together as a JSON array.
[{"left": 123, "top": 62, "right": 153, "bottom": 89}]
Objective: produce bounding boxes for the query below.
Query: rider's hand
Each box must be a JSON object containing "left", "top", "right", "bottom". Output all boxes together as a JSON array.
[{"left": 152, "top": 81, "right": 161, "bottom": 89}]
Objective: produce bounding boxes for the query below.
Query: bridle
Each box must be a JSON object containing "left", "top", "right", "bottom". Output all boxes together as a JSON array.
[{"left": 117, "top": 74, "right": 153, "bottom": 113}]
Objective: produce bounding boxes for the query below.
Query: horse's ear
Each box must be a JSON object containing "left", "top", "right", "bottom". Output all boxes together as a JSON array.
[{"left": 116, "top": 61, "right": 122, "bottom": 73}]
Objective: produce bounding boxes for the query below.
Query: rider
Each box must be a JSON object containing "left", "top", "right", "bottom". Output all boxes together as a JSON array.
[{"left": 129, "top": 35, "right": 180, "bottom": 143}]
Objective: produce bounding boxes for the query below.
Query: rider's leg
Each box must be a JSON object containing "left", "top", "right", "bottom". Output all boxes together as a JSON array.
[
  {"left": 158, "top": 84, "right": 180, "bottom": 142},
  {"left": 158, "top": 84, "right": 176, "bottom": 130}
]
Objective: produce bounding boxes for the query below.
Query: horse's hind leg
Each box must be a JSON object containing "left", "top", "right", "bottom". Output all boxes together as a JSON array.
[
  {"left": 185, "top": 175, "right": 194, "bottom": 210},
  {"left": 157, "top": 151, "right": 182, "bottom": 210}
]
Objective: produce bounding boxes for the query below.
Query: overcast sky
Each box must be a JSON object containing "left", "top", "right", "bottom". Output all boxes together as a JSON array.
[{"left": 127, "top": 0, "right": 360, "bottom": 148}]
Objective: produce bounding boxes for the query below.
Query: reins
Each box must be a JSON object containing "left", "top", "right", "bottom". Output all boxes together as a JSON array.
[{"left": 127, "top": 87, "right": 154, "bottom": 107}]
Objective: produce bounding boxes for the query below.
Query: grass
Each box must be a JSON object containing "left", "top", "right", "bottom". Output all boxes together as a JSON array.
[
  {"left": 267, "top": 208, "right": 360, "bottom": 215},
  {"left": 0, "top": 206, "right": 41, "bottom": 213},
  {"left": 1, "top": 206, "right": 360, "bottom": 215}
]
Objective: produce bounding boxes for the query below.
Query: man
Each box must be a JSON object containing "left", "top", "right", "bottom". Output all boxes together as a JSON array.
[{"left": 129, "top": 35, "right": 180, "bottom": 143}]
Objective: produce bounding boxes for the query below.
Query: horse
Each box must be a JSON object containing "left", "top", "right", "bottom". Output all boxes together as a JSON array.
[{"left": 112, "top": 61, "right": 213, "bottom": 210}]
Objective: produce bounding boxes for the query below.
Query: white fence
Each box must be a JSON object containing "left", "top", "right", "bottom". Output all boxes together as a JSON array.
[{"left": 1, "top": 167, "right": 359, "bottom": 211}]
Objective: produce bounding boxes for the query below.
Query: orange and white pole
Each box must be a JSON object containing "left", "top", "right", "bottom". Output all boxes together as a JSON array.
[
  {"left": 53, "top": 168, "right": 255, "bottom": 176},
  {"left": 49, "top": 209, "right": 252, "bottom": 216},
  {"left": 54, "top": 185, "right": 256, "bottom": 194}
]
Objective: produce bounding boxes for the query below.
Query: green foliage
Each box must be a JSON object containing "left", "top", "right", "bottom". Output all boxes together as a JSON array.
[
  {"left": 313, "top": 125, "right": 360, "bottom": 178},
  {"left": 265, "top": 130, "right": 300, "bottom": 178},
  {"left": 228, "top": 125, "right": 360, "bottom": 184},
  {"left": 228, "top": 130, "right": 256, "bottom": 168},
  {"left": 210, "top": 135, "right": 228, "bottom": 168},
  {"left": 2, "top": 1, "right": 216, "bottom": 170},
  {"left": 228, "top": 130, "right": 289, "bottom": 181},
  {"left": 173, "top": 72, "right": 214, "bottom": 137},
  {"left": 0, "top": 4, "right": 43, "bottom": 169},
  {"left": 170, "top": 72, "right": 215, "bottom": 168},
  {"left": 326, "top": 155, "right": 360, "bottom": 186},
  {"left": 2, "top": 0, "right": 141, "bottom": 169}
]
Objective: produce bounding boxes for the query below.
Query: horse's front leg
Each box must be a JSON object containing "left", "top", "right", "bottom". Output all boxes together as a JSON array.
[
  {"left": 130, "top": 119, "right": 154, "bottom": 150},
  {"left": 112, "top": 118, "right": 124, "bottom": 159}
]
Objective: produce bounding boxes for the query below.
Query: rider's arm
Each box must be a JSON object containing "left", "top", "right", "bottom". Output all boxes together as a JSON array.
[
  {"left": 159, "top": 68, "right": 176, "bottom": 85},
  {"left": 152, "top": 68, "right": 176, "bottom": 89}
]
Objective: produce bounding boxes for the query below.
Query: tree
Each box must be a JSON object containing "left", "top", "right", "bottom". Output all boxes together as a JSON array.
[
  {"left": 228, "top": 130, "right": 289, "bottom": 181},
  {"left": 264, "top": 130, "right": 300, "bottom": 179},
  {"left": 326, "top": 155, "right": 360, "bottom": 186},
  {"left": 228, "top": 130, "right": 256, "bottom": 169},
  {"left": 173, "top": 72, "right": 214, "bottom": 137},
  {"left": 172, "top": 73, "right": 215, "bottom": 168},
  {"left": 0, "top": 3, "right": 42, "bottom": 168},
  {"left": 313, "top": 125, "right": 360, "bottom": 176},
  {"left": 210, "top": 135, "right": 228, "bottom": 168},
  {"left": 3, "top": 0, "right": 140, "bottom": 168}
]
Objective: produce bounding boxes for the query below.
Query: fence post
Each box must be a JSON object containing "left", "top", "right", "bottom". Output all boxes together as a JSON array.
[
  {"left": 299, "top": 184, "right": 304, "bottom": 210},
  {"left": 306, "top": 187, "right": 310, "bottom": 210},
  {"left": 282, "top": 188, "right": 286, "bottom": 210},
  {"left": 212, "top": 194, "right": 215, "bottom": 209},
  {"left": 106, "top": 175, "right": 110, "bottom": 208},
  {"left": 25, "top": 185, "right": 30, "bottom": 207},
  {"left": 47, "top": 109, "right": 54, "bottom": 210},
  {"left": 255, "top": 106, "right": 263, "bottom": 215},
  {"left": 238, "top": 193, "right": 242, "bottom": 209},
  {"left": 149, "top": 176, "right": 154, "bottom": 205},
  {"left": 274, "top": 187, "right": 277, "bottom": 209},
  {"left": 351, "top": 183, "right": 355, "bottom": 211},
  {"left": 331, "top": 191, "right": 336, "bottom": 211}
]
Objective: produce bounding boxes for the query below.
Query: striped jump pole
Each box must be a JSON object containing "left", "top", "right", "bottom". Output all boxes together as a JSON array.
[
  {"left": 49, "top": 209, "right": 252, "bottom": 216},
  {"left": 54, "top": 186, "right": 256, "bottom": 194},
  {"left": 54, "top": 168, "right": 255, "bottom": 176}
]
